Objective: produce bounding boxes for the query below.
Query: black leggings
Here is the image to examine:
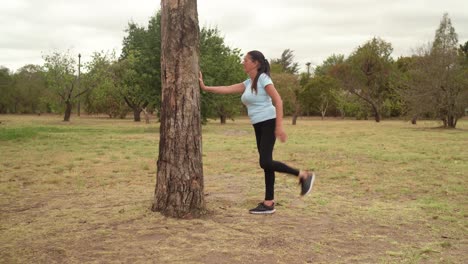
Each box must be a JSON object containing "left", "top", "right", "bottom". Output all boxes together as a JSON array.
[{"left": 253, "top": 118, "right": 299, "bottom": 200}]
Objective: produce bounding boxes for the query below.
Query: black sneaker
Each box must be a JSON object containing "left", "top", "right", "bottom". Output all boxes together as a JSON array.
[
  {"left": 249, "top": 202, "right": 276, "bottom": 214},
  {"left": 300, "top": 172, "right": 315, "bottom": 196}
]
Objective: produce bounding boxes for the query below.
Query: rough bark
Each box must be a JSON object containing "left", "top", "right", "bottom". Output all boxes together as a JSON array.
[
  {"left": 371, "top": 103, "right": 381, "bottom": 123},
  {"left": 220, "top": 115, "right": 226, "bottom": 124},
  {"left": 292, "top": 105, "right": 300, "bottom": 125},
  {"left": 152, "top": 0, "right": 205, "bottom": 218},
  {"left": 64, "top": 101, "right": 72, "bottom": 122},
  {"left": 292, "top": 115, "right": 298, "bottom": 125},
  {"left": 133, "top": 108, "right": 141, "bottom": 122},
  {"left": 123, "top": 96, "right": 146, "bottom": 122}
]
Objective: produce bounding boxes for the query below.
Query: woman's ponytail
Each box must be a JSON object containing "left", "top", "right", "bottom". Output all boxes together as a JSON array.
[{"left": 248, "top": 50, "right": 270, "bottom": 94}]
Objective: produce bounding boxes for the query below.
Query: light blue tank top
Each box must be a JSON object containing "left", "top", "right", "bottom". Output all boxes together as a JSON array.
[{"left": 241, "top": 73, "right": 276, "bottom": 124}]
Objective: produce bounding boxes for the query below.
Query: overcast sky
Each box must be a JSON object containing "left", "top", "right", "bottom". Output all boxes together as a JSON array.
[{"left": 1, "top": 0, "right": 467, "bottom": 73}]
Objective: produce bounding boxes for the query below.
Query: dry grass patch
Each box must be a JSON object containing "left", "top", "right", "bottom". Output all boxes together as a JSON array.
[{"left": 0, "top": 115, "right": 467, "bottom": 263}]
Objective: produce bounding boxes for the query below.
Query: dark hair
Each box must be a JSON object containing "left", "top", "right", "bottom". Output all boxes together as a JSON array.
[{"left": 247, "top": 50, "right": 271, "bottom": 94}]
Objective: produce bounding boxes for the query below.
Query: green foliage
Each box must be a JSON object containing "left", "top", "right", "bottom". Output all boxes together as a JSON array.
[
  {"left": 342, "top": 95, "right": 370, "bottom": 119},
  {"left": 301, "top": 75, "right": 340, "bottom": 118},
  {"left": 270, "top": 62, "right": 284, "bottom": 74},
  {"left": 82, "top": 51, "right": 130, "bottom": 118},
  {"left": 433, "top": 13, "right": 458, "bottom": 52},
  {"left": 314, "top": 54, "right": 345, "bottom": 77},
  {"left": 117, "top": 51, "right": 149, "bottom": 116},
  {"left": 404, "top": 13, "right": 468, "bottom": 128},
  {"left": 0, "top": 65, "right": 51, "bottom": 114},
  {"left": 332, "top": 37, "right": 395, "bottom": 122},
  {"left": 271, "top": 72, "right": 301, "bottom": 116},
  {"left": 120, "top": 12, "right": 162, "bottom": 119},
  {"left": 11, "top": 65, "right": 48, "bottom": 114},
  {"left": 270, "top": 49, "right": 306, "bottom": 123},
  {"left": 460, "top": 41, "right": 468, "bottom": 62},
  {"left": 271, "top": 49, "right": 300, "bottom": 74},
  {"left": 43, "top": 51, "right": 77, "bottom": 100},
  {"left": 0, "top": 67, "right": 13, "bottom": 113},
  {"left": 199, "top": 27, "right": 245, "bottom": 123},
  {"left": 311, "top": 54, "right": 350, "bottom": 118},
  {"left": 42, "top": 50, "right": 81, "bottom": 118}
]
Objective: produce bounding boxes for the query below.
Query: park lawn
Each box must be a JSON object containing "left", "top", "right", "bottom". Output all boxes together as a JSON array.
[{"left": 0, "top": 115, "right": 467, "bottom": 263}]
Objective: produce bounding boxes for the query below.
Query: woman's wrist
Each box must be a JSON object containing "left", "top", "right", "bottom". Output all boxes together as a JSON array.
[{"left": 275, "top": 120, "right": 283, "bottom": 128}]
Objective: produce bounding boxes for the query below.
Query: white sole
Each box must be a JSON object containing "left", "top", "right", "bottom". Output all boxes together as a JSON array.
[
  {"left": 249, "top": 209, "right": 276, "bottom": 214},
  {"left": 303, "top": 172, "right": 315, "bottom": 196}
]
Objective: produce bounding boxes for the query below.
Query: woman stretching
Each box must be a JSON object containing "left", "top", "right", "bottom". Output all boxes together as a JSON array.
[{"left": 199, "top": 50, "right": 315, "bottom": 214}]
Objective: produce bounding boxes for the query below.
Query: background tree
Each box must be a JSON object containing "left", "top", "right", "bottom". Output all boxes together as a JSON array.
[
  {"left": 120, "top": 12, "right": 161, "bottom": 121},
  {"left": 302, "top": 75, "right": 340, "bottom": 120},
  {"left": 394, "top": 56, "right": 416, "bottom": 122},
  {"left": 270, "top": 50, "right": 303, "bottom": 124},
  {"left": 11, "top": 65, "right": 47, "bottom": 114},
  {"left": 116, "top": 51, "right": 151, "bottom": 121},
  {"left": 271, "top": 71, "right": 302, "bottom": 124},
  {"left": 152, "top": 0, "right": 205, "bottom": 218},
  {"left": 334, "top": 90, "right": 361, "bottom": 119},
  {"left": 333, "top": 37, "right": 395, "bottom": 122},
  {"left": 43, "top": 51, "right": 89, "bottom": 121},
  {"left": 0, "top": 67, "right": 13, "bottom": 113},
  {"left": 199, "top": 27, "right": 244, "bottom": 124},
  {"left": 271, "top": 49, "right": 300, "bottom": 74},
  {"left": 404, "top": 13, "right": 467, "bottom": 128},
  {"left": 314, "top": 54, "right": 345, "bottom": 77},
  {"left": 82, "top": 51, "right": 130, "bottom": 118},
  {"left": 460, "top": 41, "right": 468, "bottom": 62},
  {"left": 314, "top": 54, "right": 348, "bottom": 118}
]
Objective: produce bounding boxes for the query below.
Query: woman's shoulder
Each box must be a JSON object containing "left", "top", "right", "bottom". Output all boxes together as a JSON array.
[
  {"left": 259, "top": 72, "right": 270, "bottom": 79},
  {"left": 259, "top": 73, "right": 273, "bottom": 85}
]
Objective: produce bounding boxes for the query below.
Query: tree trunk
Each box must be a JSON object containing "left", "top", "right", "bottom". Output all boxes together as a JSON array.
[
  {"left": 292, "top": 114, "right": 298, "bottom": 125},
  {"left": 220, "top": 115, "right": 226, "bottom": 124},
  {"left": 133, "top": 108, "right": 141, "bottom": 122},
  {"left": 153, "top": 0, "right": 205, "bottom": 218},
  {"left": 77, "top": 100, "right": 81, "bottom": 117},
  {"left": 411, "top": 115, "right": 417, "bottom": 125},
  {"left": 448, "top": 115, "right": 457, "bottom": 128},
  {"left": 142, "top": 108, "right": 150, "bottom": 124},
  {"left": 371, "top": 104, "right": 381, "bottom": 122},
  {"left": 292, "top": 105, "right": 300, "bottom": 125},
  {"left": 442, "top": 117, "right": 448, "bottom": 128},
  {"left": 64, "top": 101, "right": 72, "bottom": 121}
]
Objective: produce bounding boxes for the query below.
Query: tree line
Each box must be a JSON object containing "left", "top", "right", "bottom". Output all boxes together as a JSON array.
[{"left": 0, "top": 12, "right": 467, "bottom": 127}]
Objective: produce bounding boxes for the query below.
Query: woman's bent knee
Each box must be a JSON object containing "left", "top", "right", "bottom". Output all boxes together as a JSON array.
[{"left": 259, "top": 159, "right": 274, "bottom": 171}]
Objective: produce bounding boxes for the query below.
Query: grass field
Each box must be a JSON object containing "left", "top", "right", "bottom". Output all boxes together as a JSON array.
[{"left": 0, "top": 115, "right": 467, "bottom": 264}]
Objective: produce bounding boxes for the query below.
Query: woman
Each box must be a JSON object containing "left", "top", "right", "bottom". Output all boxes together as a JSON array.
[{"left": 199, "top": 50, "right": 315, "bottom": 214}]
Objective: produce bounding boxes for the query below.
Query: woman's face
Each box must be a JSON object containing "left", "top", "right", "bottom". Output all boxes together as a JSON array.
[{"left": 242, "top": 54, "right": 258, "bottom": 74}]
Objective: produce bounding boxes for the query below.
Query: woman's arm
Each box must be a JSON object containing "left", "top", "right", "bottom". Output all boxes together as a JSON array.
[
  {"left": 199, "top": 72, "right": 245, "bottom": 94},
  {"left": 265, "top": 83, "right": 287, "bottom": 142}
]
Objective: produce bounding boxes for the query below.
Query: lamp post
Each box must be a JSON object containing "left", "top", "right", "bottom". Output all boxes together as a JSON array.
[
  {"left": 306, "top": 62, "right": 311, "bottom": 79},
  {"left": 77, "top": 53, "right": 81, "bottom": 117}
]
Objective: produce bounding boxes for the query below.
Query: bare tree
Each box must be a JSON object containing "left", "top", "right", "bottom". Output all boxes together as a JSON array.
[
  {"left": 152, "top": 0, "right": 205, "bottom": 218},
  {"left": 404, "top": 13, "right": 468, "bottom": 128}
]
